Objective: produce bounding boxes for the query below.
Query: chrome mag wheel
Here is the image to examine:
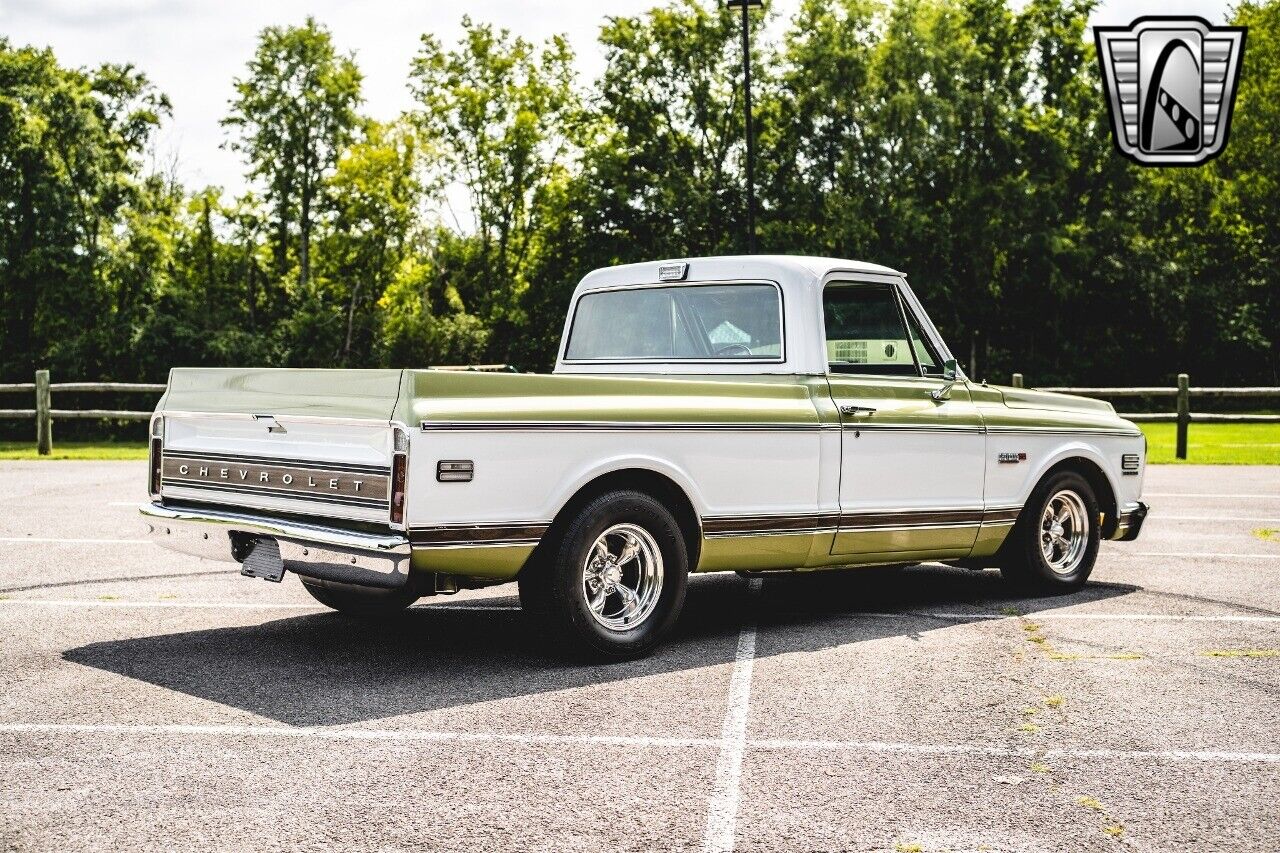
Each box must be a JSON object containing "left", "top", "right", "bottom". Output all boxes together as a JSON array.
[
  {"left": 1040, "top": 489, "right": 1089, "bottom": 575},
  {"left": 582, "top": 523, "right": 664, "bottom": 632}
]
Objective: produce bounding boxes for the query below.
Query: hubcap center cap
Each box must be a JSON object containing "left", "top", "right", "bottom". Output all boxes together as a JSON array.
[
  {"left": 603, "top": 563, "right": 622, "bottom": 587},
  {"left": 1049, "top": 522, "right": 1065, "bottom": 538}
]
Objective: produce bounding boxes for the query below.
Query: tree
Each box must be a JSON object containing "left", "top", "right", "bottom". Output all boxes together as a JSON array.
[
  {"left": 760, "top": 0, "right": 880, "bottom": 254},
  {"left": 585, "top": 1, "right": 750, "bottom": 259},
  {"left": 321, "top": 120, "right": 423, "bottom": 365},
  {"left": 0, "top": 39, "right": 168, "bottom": 378},
  {"left": 223, "top": 18, "right": 362, "bottom": 294},
  {"left": 1206, "top": 0, "right": 1280, "bottom": 382},
  {"left": 409, "top": 18, "right": 578, "bottom": 329}
]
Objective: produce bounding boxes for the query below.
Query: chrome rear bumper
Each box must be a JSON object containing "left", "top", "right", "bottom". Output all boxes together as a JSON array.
[{"left": 139, "top": 502, "right": 411, "bottom": 588}]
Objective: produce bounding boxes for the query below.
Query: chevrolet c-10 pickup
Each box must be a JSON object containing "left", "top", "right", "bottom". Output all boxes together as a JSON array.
[{"left": 141, "top": 256, "right": 1148, "bottom": 658}]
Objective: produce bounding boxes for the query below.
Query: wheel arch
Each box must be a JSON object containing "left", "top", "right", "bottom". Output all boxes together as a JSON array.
[
  {"left": 521, "top": 466, "right": 703, "bottom": 576},
  {"left": 1034, "top": 454, "right": 1120, "bottom": 538}
]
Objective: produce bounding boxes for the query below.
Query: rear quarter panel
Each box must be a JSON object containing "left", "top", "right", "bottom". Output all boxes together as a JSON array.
[{"left": 401, "top": 371, "right": 835, "bottom": 577}]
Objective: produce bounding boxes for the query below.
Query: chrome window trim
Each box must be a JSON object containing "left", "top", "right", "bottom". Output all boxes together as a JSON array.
[
  {"left": 893, "top": 276, "right": 958, "bottom": 372},
  {"left": 560, "top": 279, "right": 787, "bottom": 366},
  {"left": 420, "top": 420, "right": 833, "bottom": 432}
]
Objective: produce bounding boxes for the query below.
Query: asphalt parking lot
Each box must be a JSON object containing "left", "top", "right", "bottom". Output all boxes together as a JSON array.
[{"left": 1, "top": 463, "right": 1278, "bottom": 852}]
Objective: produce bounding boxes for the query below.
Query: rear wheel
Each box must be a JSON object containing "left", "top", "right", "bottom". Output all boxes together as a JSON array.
[
  {"left": 300, "top": 577, "right": 420, "bottom": 617},
  {"left": 519, "top": 490, "right": 688, "bottom": 660},
  {"left": 1000, "top": 471, "right": 1100, "bottom": 593}
]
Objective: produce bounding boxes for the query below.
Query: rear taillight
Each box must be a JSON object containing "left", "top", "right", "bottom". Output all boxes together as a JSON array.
[
  {"left": 390, "top": 427, "right": 409, "bottom": 526},
  {"left": 148, "top": 416, "right": 164, "bottom": 498}
]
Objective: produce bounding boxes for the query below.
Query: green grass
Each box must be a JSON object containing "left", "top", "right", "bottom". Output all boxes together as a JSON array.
[
  {"left": 1140, "top": 423, "right": 1280, "bottom": 465},
  {"left": 0, "top": 441, "right": 149, "bottom": 460}
]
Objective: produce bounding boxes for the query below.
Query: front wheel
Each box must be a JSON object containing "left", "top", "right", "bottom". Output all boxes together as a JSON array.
[
  {"left": 1000, "top": 471, "right": 1100, "bottom": 593},
  {"left": 519, "top": 490, "right": 688, "bottom": 660},
  {"left": 301, "top": 578, "right": 420, "bottom": 617}
]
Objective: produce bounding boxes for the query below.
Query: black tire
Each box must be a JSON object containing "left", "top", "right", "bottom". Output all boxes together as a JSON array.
[
  {"left": 519, "top": 489, "right": 689, "bottom": 660},
  {"left": 300, "top": 577, "right": 420, "bottom": 617},
  {"left": 1000, "top": 470, "right": 1100, "bottom": 593}
]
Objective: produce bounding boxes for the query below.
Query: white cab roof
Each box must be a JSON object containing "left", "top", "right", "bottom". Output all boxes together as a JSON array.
[
  {"left": 574, "top": 255, "right": 902, "bottom": 296},
  {"left": 557, "top": 255, "right": 914, "bottom": 377}
]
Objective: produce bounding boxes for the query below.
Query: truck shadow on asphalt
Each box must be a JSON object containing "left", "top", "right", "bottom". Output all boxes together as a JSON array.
[{"left": 62, "top": 565, "right": 1135, "bottom": 727}]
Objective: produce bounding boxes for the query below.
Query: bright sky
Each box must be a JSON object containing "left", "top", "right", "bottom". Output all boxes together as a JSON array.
[{"left": 0, "top": 0, "right": 1232, "bottom": 196}]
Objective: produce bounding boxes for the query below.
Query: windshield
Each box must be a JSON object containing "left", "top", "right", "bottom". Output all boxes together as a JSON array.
[{"left": 564, "top": 284, "right": 783, "bottom": 361}]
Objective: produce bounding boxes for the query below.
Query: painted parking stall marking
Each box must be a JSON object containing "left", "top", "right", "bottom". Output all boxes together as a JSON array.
[
  {"left": 0, "top": 537, "right": 150, "bottom": 545},
  {"left": 703, "top": 578, "right": 760, "bottom": 853},
  {"left": 1, "top": 724, "right": 1277, "bottom": 765}
]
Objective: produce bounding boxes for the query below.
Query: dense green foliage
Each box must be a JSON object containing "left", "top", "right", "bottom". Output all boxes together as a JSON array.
[{"left": 1, "top": 0, "right": 1277, "bottom": 388}]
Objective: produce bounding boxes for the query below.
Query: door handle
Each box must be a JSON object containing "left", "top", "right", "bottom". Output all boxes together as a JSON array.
[{"left": 839, "top": 404, "right": 877, "bottom": 417}]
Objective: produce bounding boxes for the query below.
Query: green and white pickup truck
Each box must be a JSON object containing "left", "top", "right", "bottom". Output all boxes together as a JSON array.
[{"left": 141, "top": 255, "right": 1148, "bottom": 658}]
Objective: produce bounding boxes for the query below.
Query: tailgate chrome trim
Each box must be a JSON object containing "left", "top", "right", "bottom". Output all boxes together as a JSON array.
[
  {"left": 161, "top": 409, "right": 397, "bottom": 428},
  {"left": 140, "top": 502, "right": 411, "bottom": 588}
]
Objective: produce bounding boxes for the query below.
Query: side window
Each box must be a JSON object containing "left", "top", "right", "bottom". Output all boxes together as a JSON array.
[{"left": 823, "top": 284, "right": 918, "bottom": 376}]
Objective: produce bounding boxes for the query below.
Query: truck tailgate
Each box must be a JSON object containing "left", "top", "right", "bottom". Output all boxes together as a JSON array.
[{"left": 156, "top": 368, "right": 404, "bottom": 525}]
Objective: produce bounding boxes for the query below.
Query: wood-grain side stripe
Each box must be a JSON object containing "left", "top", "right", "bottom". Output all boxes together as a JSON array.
[
  {"left": 409, "top": 523, "right": 550, "bottom": 547},
  {"left": 410, "top": 505, "right": 1026, "bottom": 547}
]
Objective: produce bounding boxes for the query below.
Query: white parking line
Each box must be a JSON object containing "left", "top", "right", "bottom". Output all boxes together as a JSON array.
[
  {"left": 0, "top": 599, "right": 316, "bottom": 610},
  {"left": 0, "top": 722, "right": 717, "bottom": 748},
  {"left": 1152, "top": 516, "right": 1280, "bottom": 523},
  {"left": 1132, "top": 551, "right": 1280, "bottom": 560},
  {"left": 0, "top": 598, "right": 1273, "bottom": 621},
  {"left": 0, "top": 537, "right": 150, "bottom": 545},
  {"left": 1, "top": 723, "right": 1276, "bottom": 764},
  {"left": 0, "top": 598, "right": 522, "bottom": 611},
  {"left": 751, "top": 737, "right": 1280, "bottom": 764},
  {"left": 870, "top": 611, "right": 1280, "bottom": 623},
  {"left": 1146, "top": 493, "right": 1280, "bottom": 499},
  {"left": 703, "top": 578, "right": 760, "bottom": 853}
]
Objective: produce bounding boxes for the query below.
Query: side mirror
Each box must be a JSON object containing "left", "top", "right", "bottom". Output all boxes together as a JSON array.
[{"left": 931, "top": 358, "right": 959, "bottom": 402}]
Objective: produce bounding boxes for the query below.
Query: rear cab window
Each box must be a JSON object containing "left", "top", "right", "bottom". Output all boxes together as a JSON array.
[{"left": 565, "top": 283, "right": 783, "bottom": 362}]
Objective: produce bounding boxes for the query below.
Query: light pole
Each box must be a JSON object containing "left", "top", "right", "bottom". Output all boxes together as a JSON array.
[{"left": 727, "top": 0, "right": 762, "bottom": 254}]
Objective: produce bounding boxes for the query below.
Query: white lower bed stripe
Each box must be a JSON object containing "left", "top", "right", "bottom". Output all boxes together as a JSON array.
[{"left": 1, "top": 723, "right": 1275, "bottom": 764}]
